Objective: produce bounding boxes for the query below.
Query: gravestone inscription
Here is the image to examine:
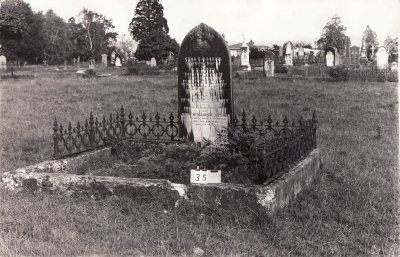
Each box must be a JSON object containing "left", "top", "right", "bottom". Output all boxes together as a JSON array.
[{"left": 178, "top": 23, "right": 233, "bottom": 144}]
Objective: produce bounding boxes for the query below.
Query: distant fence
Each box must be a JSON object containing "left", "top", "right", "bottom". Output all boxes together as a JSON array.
[
  {"left": 0, "top": 64, "right": 34, "bottom": 79},
  {"left": 52, "top": 106, "right": 317, "bottom": 181}
]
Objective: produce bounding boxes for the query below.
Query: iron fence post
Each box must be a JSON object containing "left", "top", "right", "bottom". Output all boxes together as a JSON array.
[
  {"left": 120, "top": 105, "right": 126, "bottom": 139},
  {"left": 89, "top": 112, "right": 95, "bottom": 150},
  {"left": 52, "top": 117, "right": 60, "bottom": 159}
]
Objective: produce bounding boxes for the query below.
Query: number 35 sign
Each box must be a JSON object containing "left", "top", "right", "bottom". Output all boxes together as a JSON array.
[{"left": 190, "top": 169, "right": 221, "bottom": 184}]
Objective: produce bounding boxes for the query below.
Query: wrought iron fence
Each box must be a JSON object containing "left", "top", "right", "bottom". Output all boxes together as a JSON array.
[
  {"left": 0, "top": 64, "right": 34, "bottom": 78},
  {"left": 232, "top": 109, "right": 317, "bottom": 179},
  {"left": 52, "top": 106, "right": 180, "bottom": 159},
  {"left": 53, "top": 106, "right": 317, "bottom": 181}
]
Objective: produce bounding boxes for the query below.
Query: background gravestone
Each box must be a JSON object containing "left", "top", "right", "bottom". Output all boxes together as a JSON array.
[
  {"left": 101, "top": 54, "right": 107, "bottom": 67},
  {"left": 325, "top": 46, "right": 336, "bottom": 66},
  {"left": 178, "top": 23, "right": 233, "bottom": 143},
  {"left": 150, "top": 57, "right": 157, "bottom": 67},
  {"left": 344, "top": 36, "right": 351, "bottom": 65},
  {"left": 350, "top": 46, "right": 360, "bottom": 66},
  {"left": 376, "top": 47, "right": 389, "bottom": 69},
  {"left": 0, "top": 55, "right": 6, "bottom": 71},
  {"left": 285, "top": 41, "right": 294, "bottom": 65}
]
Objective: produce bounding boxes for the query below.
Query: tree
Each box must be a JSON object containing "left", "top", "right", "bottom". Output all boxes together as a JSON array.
[
  {"left": 384, "top": 35, "right": 398, "bottom": 61},
  {"left": 293, "top": 41, "right": 313, "bottom": 49},
  {"left": 109, "top": 34, "right": 138, "bottom": 60},
  {"left": 42, "top": 10, "right": 69, "bottom": 64},
  {"left": 128, "top": 0, "right": 169, "bottom": 42},
  {"left": 78, "top": 8, "right": 118, "bottom": 62},
  {"left": 363, "top": 25, "right": 379, "bottom": 48},
  {"left": 134, "top": 30, "right": 179, "bottom": 63},
  {"left": 0, "top": 0, "right": 44, "bottom": 62},
  {"left": 316, "top": 14, "right": 347, "bottom": 51}
]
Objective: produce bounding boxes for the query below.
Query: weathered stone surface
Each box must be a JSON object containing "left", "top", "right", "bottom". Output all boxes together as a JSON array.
[{"left": 1, "top": 149, "right": 322, "bottom": 214}]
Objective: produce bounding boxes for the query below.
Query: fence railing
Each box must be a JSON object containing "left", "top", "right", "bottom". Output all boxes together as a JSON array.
[
  {"left": 52, "top": 106, "right": 318, "bottom": 181},
  {"left": 0, "top": 64, "right": 35, "bottom": 78},
  {"left": 232, "top": 109, "right": 317, "bottom": 179},
  {"left": 52, "top": 106, "right": 180, "bottom": 159}
]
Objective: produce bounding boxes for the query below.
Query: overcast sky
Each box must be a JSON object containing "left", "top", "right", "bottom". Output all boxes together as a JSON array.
[{"left": 22, "top": 0, "right": 400, "bottom": 46}]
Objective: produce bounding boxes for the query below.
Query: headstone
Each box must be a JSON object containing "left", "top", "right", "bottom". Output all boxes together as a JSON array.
[
  {"left": 240, "top": 38, "right": 250, "bottom": 70},
  {"left": 325, "top": 47, "right": 336, "bottom": 66},
  {"left": 298, "top": 46, "right": 304, "bottom": 56},
  {"left": 326, "top": 51, "right": 334, "bottom": 66},
  {"left": 115, "top": 57, "right": 122, "bottom": 67},
  {"left": 178, "top": 23, "right": 233, "bottom": 144},
  {"left": 285, "top": 41, "right": 294, "bottom": 65},
  {"left": 376, "top": 47, "right": 389, "bottom": 70},
  {"left": 279, "top": 46, "right": 283, "bottom": 57},
  {"left": 391, "top": 62, "right": 398, "bottom": 71},
  {"left": 0, "top": 55, "right": 6, "bottom": 71},
  {"left": 101, "top": 54, "right": 107, "bottom": 67},
  {"left": 334, "top": 47, "right": 340, "bottom": 66},
  {"left": 77, "top": 56, "right": 80, "bottom": 69},
  {"left": 265, "top": 59, "right": 274, "bottom": 77},
  {"left": 150, "top": 57, "right": 157, "bottom": 67},
  {"left": 350, "top": 46, "right": 360, "bottom": 66},
  {"left": 111, "top": 52, "right": 116, "bottom": 65},
  {"left": 344, "top": 36, "right": 351, "bottom": 65}
]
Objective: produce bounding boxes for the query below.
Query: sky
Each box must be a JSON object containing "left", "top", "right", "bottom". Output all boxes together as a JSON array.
[{"left": 21, "top": 0, "right": 400, "bottom": 47}]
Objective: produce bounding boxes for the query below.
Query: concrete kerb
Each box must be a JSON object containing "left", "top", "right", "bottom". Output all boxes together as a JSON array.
[{"left": 1, "top": 148, "right": 322, "bottom": 214}]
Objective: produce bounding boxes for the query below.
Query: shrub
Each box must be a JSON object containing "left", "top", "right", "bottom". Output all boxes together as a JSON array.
[{"left": 329, "top": 66, "right": 350, "bottom": 82}]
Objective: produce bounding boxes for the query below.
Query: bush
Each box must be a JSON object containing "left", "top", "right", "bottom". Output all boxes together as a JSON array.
[{"left": 329, "top": 66, "right": 350, "bottom": 82}]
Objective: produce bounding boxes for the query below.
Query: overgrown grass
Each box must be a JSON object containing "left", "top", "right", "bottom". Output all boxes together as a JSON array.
[{"left": 0, "top": 67, "right": 399, "bottom": 256}]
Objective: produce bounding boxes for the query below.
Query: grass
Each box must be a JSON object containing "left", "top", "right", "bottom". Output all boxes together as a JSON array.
[{"left": 0, "top": 66, "right": 399, "bottom": 256}]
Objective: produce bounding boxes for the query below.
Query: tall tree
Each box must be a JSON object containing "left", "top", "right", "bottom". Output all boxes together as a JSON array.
[
  {"left": 363, "top": 25, "right": 379, "bottom": 48},
  {"left": 134, "top": 30, "right": 179, "bottom": 63},
  {"left": 0, "top": 0, "right": 44, "bottom": 62},
  {"left": 42, "top": 10, "right": 69, "bottom": 64},
  {"left": 316, "top": 14, "right": 347, "bottom": 51},
  {"left": 128, "top": 0, "right": 169, "bottom": 42},
  {"left": 78, "top": 8, "right": 118, "bottom": 62},
  {"left": 384, "top": 35, "right": 398, "bottom": 60}
]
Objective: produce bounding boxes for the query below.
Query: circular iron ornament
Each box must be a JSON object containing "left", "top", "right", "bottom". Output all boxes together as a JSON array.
[
  {"left": 100, "top": 127, "right": 108, "bottom": 143},
  {"left": 125, "top": 123, "right": 138, "bottom": 137},
  {"left": 66, "top": 135, "right": 74, "bottom": 152},
  {"left": 152, "top": 124, "right": 165, "bottom": 138},
  {"left": 82, "top": 132, "right": 90, "bottom": 147},
  {"left": 93, "top": 129, "right": 102, "bottom": 145},
  {"left": 75, "top": 133, "right": 83, "bottom": 150},
  {"left": 58, "top": 137, "right": 66, "bottom": 154},
  {"left": 138, "top": 123, "right": 151, "bottom": 137},
  {"left": 115, "top": 124, "right": 122, "bottom": 138},
  {"left": 166, "top": 124, "right": 178, "bottom": 138}
]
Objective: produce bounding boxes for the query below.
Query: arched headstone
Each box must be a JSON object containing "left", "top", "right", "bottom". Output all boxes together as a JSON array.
[
  {"left": 350, "top": 46, "right": 360, "bottom": 65},
  {"left": 325, "top": 46, "right": 336, "bottom": 66},
  {"left": 376, "top": 47, "right": 389, "bottom": 70},
  {"left": 178, "top": 23, "right": 233, "bottom": 144},
  {"left": 285, "top": 41, "right": 294, "bottom": 65}
]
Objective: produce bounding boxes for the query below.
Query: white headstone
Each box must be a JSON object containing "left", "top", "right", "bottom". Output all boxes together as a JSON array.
[
  {"left": 285, "top": 42, "right": 293, "bottom": 65},
  {"left": 376, "top": 47, "right": 389, "bottom": 70},
  {"left": 240, "top": 38, "right": 250, "bottom": 70},
  {"left": 298, "top": 46, "right": 304, "bottom": 56},
  {"left": 101, "top": 54, "right": 107, "bottom": 67},
  {"left": 0, "top": 55, "right": 6, "bottom": 71},
  {"left": 115, "top": 57, "right": 122, "bottom": 67},
  {"left": 150, "top": 57, "right": 157, "bottom": 67},
  {"left": 326, "top": 51, "right": 334, "bottom": 67}
]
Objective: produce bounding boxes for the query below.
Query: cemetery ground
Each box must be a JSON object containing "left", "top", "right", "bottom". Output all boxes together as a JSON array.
[{"left": 0, "top": 66, "right": 399, "bottom": 256}]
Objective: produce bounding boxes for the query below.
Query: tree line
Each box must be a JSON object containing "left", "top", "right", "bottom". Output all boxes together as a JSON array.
[
  {"left": 0, "top": 0, "right": 118, "bottom": 65},
  {"left": 0, "top": 0, "right": 180, "bottom": 66}
]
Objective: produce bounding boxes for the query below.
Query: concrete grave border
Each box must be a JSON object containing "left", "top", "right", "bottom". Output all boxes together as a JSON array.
[{"left": 1, "top": 147, "right": 322, "bottom": 214}]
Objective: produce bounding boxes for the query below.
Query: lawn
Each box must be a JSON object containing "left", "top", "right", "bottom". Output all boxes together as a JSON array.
[{"left": 0, "top": 66, "right": 398, "bottom": 256}]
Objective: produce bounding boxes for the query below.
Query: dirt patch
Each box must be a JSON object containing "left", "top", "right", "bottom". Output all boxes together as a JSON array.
[{"left": 73, "top": 140, "right": 270, "bottom": 185}]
